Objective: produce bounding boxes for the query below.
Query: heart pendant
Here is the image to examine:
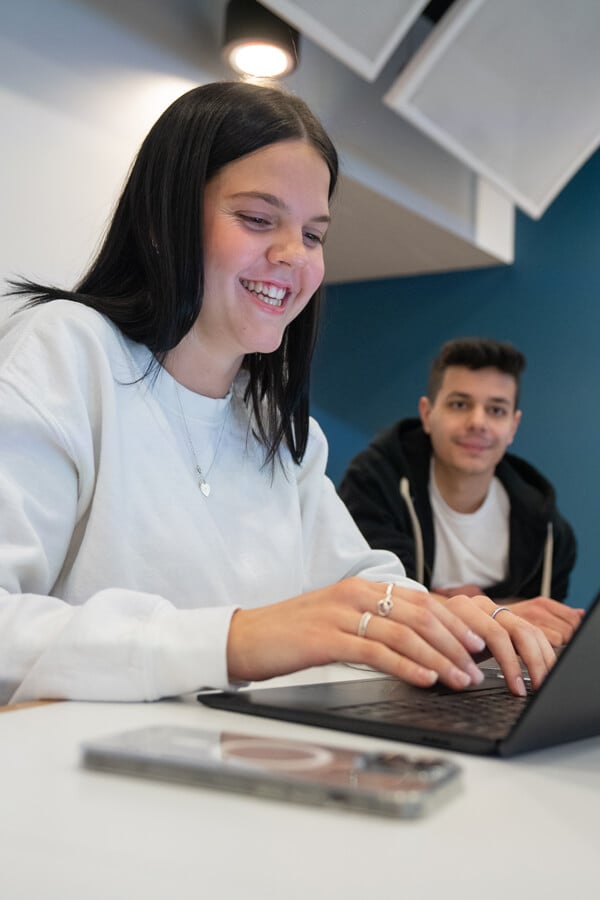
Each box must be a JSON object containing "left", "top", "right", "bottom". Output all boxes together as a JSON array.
[{"left": 200, "top": 480, "right": 211, "bottom": 497}]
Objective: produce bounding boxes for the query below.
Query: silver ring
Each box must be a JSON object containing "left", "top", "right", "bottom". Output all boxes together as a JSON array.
[
  {"left": 357, "top": 611, "right": 373, "bottom": 638},
  {"left": 376, "top": 582, "right": 394, "bottom": 617},
  {"left": 491, "top": 606, "right": 511, "bottom": 620}
]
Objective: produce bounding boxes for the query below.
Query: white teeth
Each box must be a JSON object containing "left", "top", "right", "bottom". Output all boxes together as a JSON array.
[{"left": 241, "top": 279, "right": 287, "bottom": 307}]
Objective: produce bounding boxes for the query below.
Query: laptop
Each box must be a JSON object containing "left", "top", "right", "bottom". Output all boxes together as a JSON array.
[{"left": 200, "top": 595, "right": 600, "bottom": 756}]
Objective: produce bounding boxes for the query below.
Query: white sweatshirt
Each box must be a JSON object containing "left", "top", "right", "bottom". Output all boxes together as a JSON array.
[{"left": 0, "top": 300, "right": 417, "bottom": 703}]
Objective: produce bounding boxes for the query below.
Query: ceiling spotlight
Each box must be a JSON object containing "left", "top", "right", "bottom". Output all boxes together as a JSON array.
[{"left": 222, "top": 0, "right": 300, "bottom": 78}]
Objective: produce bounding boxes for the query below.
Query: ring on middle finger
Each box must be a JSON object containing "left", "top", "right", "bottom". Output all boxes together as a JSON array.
[
  {"left": 491, "top": 606, "right": 511, "bottom": 620},
  {"left": 357, "top": 611, "right": 373, "bottom": 637},
  {"left": 377, "top": 582, "right": 394, "bottom": 617}
]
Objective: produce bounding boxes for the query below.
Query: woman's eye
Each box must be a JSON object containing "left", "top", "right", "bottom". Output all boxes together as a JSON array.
[
  {"left": 238, "top": 214, "right": 271, "bottom": 227},
  {"left": 303, "top": 231, "right": 324, "bottom": 246}
]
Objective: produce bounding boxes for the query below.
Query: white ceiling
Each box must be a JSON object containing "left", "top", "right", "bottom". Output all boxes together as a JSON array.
[{"left": 70, "top": 0, "right": 598, "bottom": 286}]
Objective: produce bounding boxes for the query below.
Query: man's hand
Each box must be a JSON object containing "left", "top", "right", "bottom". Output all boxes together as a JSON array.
[
  {"left": 432, "top": 587, "right": 585, "bottom": 648},
  {"left": 506, "top": 596, "right": 585, "bottom": 647}
]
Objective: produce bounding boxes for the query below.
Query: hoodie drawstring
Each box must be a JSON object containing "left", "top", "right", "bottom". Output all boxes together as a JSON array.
[
  {"left": 540, "top": 521, "right": 554, "bottom": 598},
  {"left": 399, "top": 477, "right": 425, "bottom": 585}
]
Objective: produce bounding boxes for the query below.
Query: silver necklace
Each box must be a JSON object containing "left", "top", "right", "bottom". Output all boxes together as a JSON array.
[{"left": 174, "top": 382, "right": 230, "bottom": 497}]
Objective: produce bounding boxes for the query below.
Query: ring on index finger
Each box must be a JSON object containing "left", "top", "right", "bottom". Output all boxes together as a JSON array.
[{"left": 376, "top": 583, "right": 394, "bottom": 617}]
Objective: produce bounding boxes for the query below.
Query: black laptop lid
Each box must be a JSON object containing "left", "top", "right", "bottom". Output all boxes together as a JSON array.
[{"left": 499, "top": 595, "right": 600, "bottom": 755}]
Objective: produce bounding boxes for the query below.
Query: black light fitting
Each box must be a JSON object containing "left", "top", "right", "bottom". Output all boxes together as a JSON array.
[{"left": 222, "top": 0, "right": 300, "bottom": 78}]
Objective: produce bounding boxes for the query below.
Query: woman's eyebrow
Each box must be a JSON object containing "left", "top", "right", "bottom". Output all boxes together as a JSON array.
[{"left": 228, "top": 191, "right": 331, "bottom": 223}]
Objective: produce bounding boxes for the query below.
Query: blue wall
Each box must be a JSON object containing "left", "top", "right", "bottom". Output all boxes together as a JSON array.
[{"left": 312, "top": 148, "right": 600, "bottom": 608}]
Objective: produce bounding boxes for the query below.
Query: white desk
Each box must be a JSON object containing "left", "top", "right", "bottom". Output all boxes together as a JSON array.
[{"left": 1, "top": 665, "right": 599, "bottom": 900}]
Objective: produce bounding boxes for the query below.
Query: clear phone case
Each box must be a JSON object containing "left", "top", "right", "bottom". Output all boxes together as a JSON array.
[{"left": 82, "top": 724, "right": 462, "bottom": 818}]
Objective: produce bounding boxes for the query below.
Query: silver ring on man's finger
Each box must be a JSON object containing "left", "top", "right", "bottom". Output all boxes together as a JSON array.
[
  {"left": 357, "top": 611, "right": 373, "bottom": 638},
  {"left": 376, "top": 582, "right": 394, "bottom": 617},
  {"left": 491, "top": 606, "right": 511, "bottom": 620}
]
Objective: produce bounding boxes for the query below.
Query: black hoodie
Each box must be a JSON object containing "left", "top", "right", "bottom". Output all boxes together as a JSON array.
[{"left": 338, "top": 418, "right": 577, "bottom": 601}]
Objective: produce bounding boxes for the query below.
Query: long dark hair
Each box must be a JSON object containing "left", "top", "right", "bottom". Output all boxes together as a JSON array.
[{"left": 9, "top": 81, "right": 338, "bottom": 464}]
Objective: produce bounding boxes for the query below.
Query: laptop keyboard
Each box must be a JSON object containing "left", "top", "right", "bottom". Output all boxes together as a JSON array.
[{"left": 332, "top": 688, "right": 530, "bottom": 740}]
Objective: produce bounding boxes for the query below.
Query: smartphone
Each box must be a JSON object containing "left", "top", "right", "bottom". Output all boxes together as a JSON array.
[{"left": 81, "top": 724, "right": 462, "bottom": 818}]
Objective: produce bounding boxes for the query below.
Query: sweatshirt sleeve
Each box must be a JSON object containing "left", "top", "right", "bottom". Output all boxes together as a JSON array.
[
  {"left": 296, "top": 419, "right": 426, "bottom": 593},
  {"left": 0, "top": 405, "right": 237, "bottom": 704},
  {"left": 0, "top": 309, "right": 236, "bottom": 704}
]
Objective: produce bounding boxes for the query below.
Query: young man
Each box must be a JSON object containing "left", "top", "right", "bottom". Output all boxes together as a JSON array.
[{"left": 338, "top": 338, "right": 583, "bottom": 646}]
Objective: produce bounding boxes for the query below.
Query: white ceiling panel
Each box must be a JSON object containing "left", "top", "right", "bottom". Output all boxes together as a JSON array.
[
  {"left": 323, "top": 173, "right": 511, "bottom": 284},
  {"left": 261, "top": 0, "right": 429, "bottom": 80},
  {"left": 384, "top": 0, "right": 600, "bottom": 218}
]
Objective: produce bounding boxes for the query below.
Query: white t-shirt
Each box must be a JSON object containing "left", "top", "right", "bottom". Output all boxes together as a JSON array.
[
  {"left": 0, "top": 300, "right": 420, "bottom": 704},
  {"left": 429, "top": 462, "right": 510, "bottom": 590}
]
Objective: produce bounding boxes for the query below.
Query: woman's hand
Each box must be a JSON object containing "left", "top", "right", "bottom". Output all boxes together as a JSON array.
[
  {"left": 227, "top": 577, "right": 487, "bottom": 690},
  {"left": 432, "top": 583, "right": 482, "bottom": 598},
  {"left": 444, "top": 594, "right": 557, "bottom": 695}
]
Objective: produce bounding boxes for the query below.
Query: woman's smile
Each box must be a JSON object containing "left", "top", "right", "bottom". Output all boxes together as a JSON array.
[{"left": 240, "top": 278, "right": 291, "bottom": 310}]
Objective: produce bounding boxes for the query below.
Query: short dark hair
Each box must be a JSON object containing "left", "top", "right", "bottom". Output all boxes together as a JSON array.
[
  {"left": 427, "top": 338, "right": 526, "bottom": 407},
  {"left": 8, "top": 81, "right": 338, "bottom": 465}
]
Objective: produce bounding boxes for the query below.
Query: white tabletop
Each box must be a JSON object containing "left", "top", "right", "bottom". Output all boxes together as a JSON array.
[{"left": 1, "top": 664, "right": 599, "bottom": 900}]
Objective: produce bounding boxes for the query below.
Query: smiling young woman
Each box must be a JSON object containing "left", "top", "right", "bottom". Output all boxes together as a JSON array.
[
  {"left": 165, "top": 139, "right": 331, "bottom": 399},
  {"left": 0, "top": 82, "right": 555, "bottom": 706}
]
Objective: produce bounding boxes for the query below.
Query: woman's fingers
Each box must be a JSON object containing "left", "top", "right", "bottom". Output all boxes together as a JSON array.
[
  {"left": 349, "top": 609, "right": 484, "bottom": 690},
  {"left": 445, "top": 595, "right": 555, "bottom": 694},
  {"left": 329, "top": 580, "right": 489, "bottom": 690},
  {"left": 338, "top": 630, "right": 442, "bottom": 688}
]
